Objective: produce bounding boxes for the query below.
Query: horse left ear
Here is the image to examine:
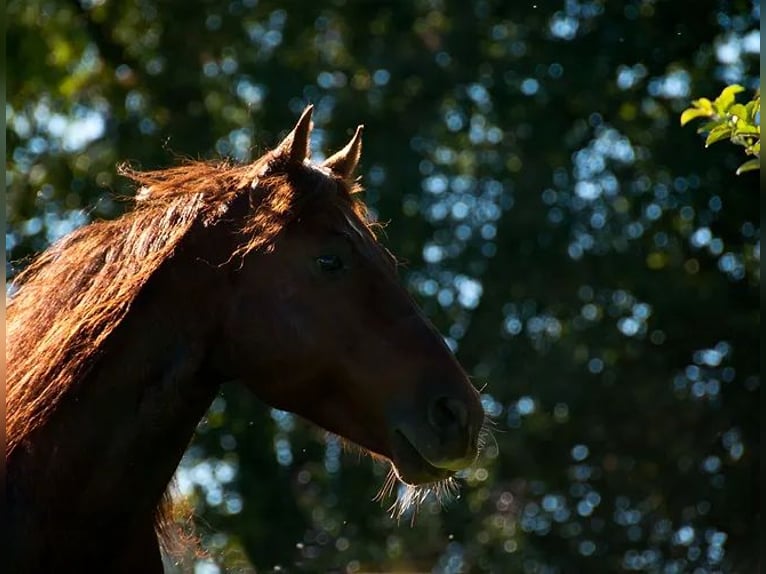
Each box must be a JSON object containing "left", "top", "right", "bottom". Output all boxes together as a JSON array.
[
  {"left": 322, "top": 125, "right": 363, "bottom": 179},
  {"left": 274, "top": 105, "right": 314, "bottom": 163}
]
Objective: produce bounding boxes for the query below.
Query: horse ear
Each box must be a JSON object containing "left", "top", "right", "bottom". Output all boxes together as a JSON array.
[
  {"left": 274, "top": 105, "right": 314, "bottom": 163},
  {"left": 322, "top": 125, "right": 363, "bottom": 179}
]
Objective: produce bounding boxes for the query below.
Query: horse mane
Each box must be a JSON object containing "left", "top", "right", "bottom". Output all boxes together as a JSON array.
[{"left": 5, "top": 153, "right": 369, "bottom": 556}]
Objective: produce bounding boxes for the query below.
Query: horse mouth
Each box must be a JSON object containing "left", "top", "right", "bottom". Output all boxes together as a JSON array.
[{"left": 390, "top": 430, "right": 457, "bottom": 485}]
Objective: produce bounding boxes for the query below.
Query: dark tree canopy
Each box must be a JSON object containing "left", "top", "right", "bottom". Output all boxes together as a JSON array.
[{"left": 6, "top": 0, "right": 760, "bottom": 572}]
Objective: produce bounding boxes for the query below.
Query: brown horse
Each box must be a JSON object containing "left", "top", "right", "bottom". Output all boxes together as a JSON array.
[{"left": 5, "top": 106, "right": 485, "bottom": 572}]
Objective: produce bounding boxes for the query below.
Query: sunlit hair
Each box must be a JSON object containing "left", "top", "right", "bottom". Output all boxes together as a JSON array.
[{"left": 374, "top": 470, "right": 461, "bottom": 524}]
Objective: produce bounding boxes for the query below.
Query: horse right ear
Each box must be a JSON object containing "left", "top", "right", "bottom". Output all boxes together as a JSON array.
[
  {"left": 322, "top": 125, "right": 363, "bottom": 180},
  {"left": 273, "top": 105, "right": 314, "bottom": 163}
]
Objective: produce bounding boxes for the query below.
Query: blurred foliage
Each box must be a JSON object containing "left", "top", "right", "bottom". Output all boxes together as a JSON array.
[
  {"left": 681, "top": 84, "right": 760, "bottom": 174},
  {"left": 6, "top": 0, "right": 760, "bottom": 573}
]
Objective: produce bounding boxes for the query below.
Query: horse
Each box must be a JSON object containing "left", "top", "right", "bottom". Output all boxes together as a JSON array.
[{"left": 5, "top": 105, "right": 486, "bottom": 573}]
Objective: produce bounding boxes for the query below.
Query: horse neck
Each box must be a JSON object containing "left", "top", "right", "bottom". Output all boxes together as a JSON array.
[{"left": 10, "top": 243, "right": 226, "bottom": 533}]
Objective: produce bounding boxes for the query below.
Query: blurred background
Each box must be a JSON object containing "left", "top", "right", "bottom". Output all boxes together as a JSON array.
[{"left": 6, "top": 1, "right": 760, "bottom": 572}]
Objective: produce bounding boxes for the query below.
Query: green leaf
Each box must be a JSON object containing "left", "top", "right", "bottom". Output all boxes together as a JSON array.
[
  {"left": 680, "top": 107, "right": 713, "bottom": 126},
  {"left": 727, "top": 103, "right": 748, "bottom": 121},
  {"left": 745, "top": 99, "right": 760, "bottom": 122},
  {"left": 704, "top": 124, "right": 732, "bottom": 146},
  {"left": 732, "top": 124, "right": 760, "bottom": 137},
  {"left": 735, "top": 158, "right": 760, "bottom": 174},
  {"left": 692, "top": 97, "right": 714, "bottom": 113},
  {"left": 713, "top": 84, "right": 745, "bottom": 114},
  {"left": 696, "top": 119, "right": 722, "bottom": 134}
]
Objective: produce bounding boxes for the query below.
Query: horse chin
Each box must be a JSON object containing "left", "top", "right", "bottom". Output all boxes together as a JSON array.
[
  {"left": 389, "top": 430, "right": 457, "bottom": 486},
  {"left": 375, "top": 432, "right": 467, "bottom": 521}
]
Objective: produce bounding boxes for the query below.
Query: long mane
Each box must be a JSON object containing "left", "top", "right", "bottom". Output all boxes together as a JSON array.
[{"left": 7, "top": 160, "right": 243, "bottom": 458}]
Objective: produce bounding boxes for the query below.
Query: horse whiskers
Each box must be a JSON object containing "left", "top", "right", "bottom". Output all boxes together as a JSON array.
[
  {"left": 368, "top": 412, "right": 499, "bottom": 524},
  {"left": 373, "top": 465, "right": 461, "bottom": 525},
  {"left": 476, "top": 413, "right": 500, "bottom": 461},
  {"left": 334, "top": 434, "right": 376, "bottom": 464},
  {"left": 372, "top": 466, "right": 398, "bottom": 504},
  {"left": 327, "top": 434, "right": 464, "bottom": 524},
  {"left": 334, "top": 429, "right": 488, "bottom": 525}
]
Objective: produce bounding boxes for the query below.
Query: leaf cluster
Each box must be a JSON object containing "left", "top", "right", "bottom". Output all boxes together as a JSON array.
[{"left": 681, "top": 84, "right": 760, "bottom": 175}]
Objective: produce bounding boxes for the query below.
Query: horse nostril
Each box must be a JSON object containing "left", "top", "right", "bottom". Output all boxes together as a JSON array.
[{"left": 428, "top": 397, "right": 469, "bottom": 433}]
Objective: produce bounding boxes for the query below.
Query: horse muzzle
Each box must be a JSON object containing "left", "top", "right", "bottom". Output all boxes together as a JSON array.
[{"left": 387, "top": 394, "right": 484, "bottom": 485}]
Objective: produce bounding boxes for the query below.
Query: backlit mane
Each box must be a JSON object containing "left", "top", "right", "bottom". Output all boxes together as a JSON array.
[{"left": 5, "top": 154, "right": 368, "bottom": 462}]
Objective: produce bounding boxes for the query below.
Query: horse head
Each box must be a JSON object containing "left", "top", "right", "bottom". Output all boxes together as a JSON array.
[{"left": 213, "top": 106, "right": 485, "bottom": 489}]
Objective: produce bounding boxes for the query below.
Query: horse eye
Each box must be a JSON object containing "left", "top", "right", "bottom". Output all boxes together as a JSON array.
[{"left": 317, "top": 254, "right": 345, "bottom": 273}]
